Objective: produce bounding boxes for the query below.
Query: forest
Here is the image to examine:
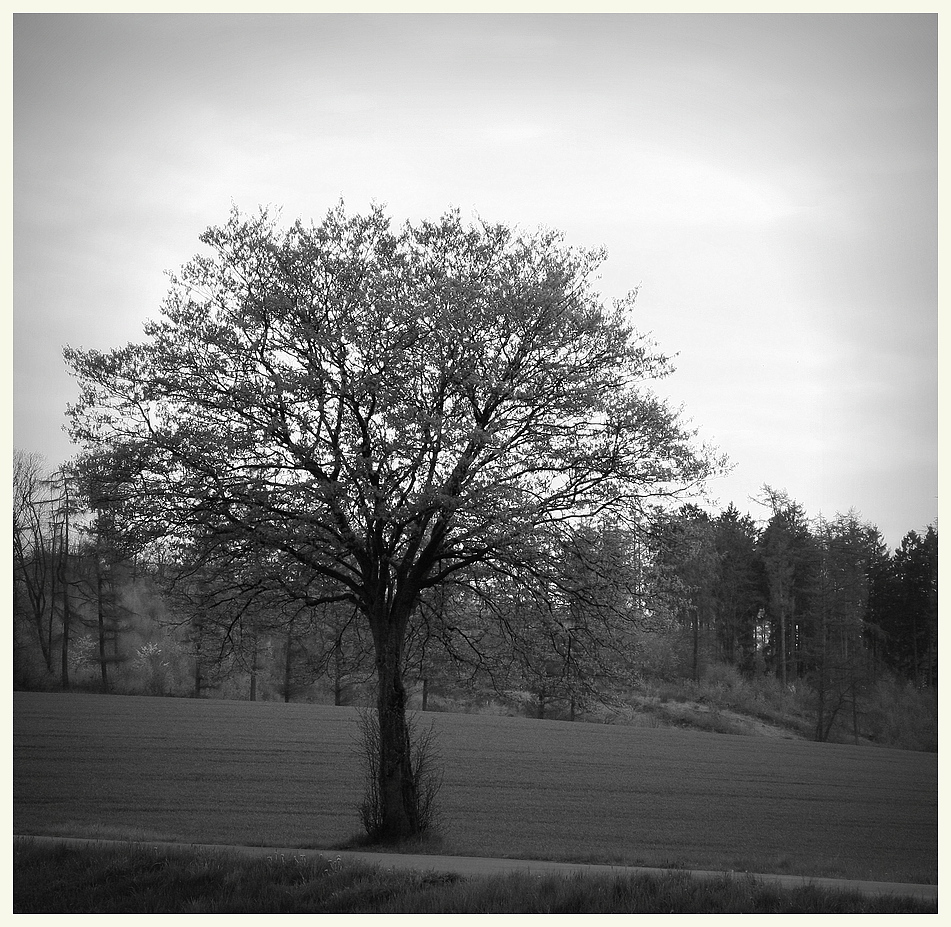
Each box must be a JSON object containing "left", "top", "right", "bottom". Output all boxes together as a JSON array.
[{"left": 13, "top": 447, "right": 937, "bottom": 751}]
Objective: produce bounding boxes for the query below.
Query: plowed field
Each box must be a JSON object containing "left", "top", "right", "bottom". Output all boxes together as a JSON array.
[{"left": 13, "top": 692, "right": 937, "bottom": 883}]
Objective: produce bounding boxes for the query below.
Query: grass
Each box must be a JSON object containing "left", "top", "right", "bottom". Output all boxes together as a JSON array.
[
  {"left": 13, "top": 691, "right": 938, "bottom": 884},
  {"left": 13, "top": 841, "right": 936, "bottom": 914}
]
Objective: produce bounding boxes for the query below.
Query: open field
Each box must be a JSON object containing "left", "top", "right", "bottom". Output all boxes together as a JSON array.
[{"left": 13, "top": 692, "right": 937, "bottom": 884}]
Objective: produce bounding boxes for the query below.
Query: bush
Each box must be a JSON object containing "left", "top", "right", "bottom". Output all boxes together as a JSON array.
[
  {"left": 702, "top": 662, "right": 745, "bottom": 692},
  {"left": 863, "top": 678, "right": 937, "bottom": 752},
  {"left": 631, "top": 627, "right": 693, "bottom": 681},
  {"left": 354, "top": 708, "right": 444, "bottom": 841}
]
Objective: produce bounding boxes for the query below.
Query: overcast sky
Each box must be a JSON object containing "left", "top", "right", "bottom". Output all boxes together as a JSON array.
[{"left": 13, "top": 13, "right": 937, "bottom": 548}]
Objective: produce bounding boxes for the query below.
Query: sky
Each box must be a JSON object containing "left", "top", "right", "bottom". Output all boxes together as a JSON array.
[{"left": 12, "top": 12, "right": 938, "bottom": 550}]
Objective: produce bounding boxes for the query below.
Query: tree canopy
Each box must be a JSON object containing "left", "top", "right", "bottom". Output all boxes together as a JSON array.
[
  {"left": 66, "top": 205, "right": 721, "bottom": 610},
  {"left": 65, "top": 203, "right": 724, "bottom": 839}
]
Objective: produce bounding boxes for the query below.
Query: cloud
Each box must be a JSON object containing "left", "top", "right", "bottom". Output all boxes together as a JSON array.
[{"left": 13, "top": 13, "right": 937, "bottom": 548}]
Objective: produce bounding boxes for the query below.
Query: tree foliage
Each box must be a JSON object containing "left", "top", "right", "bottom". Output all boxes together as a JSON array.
[{"left": 65, "top": 203, "right": 723, "bottom": 839}]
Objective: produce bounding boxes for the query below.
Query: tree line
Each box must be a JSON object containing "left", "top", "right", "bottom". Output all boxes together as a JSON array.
[
  {"left": 651, "top": 495, "right": 936, "bottom": 741},
  {"left": 16, "top": 204, "right": 937, "bottom": 840},
  {"left": 14, "top": 448, "right": 936, "bottom": 735}
]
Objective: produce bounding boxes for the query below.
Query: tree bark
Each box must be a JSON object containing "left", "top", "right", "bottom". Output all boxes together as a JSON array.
[{"left": 371, "top": 606, "right": 419, "bottom": 841}]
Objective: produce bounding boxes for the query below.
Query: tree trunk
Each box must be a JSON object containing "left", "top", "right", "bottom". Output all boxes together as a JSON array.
[
  {"left": 911, "top": 608, "right": 919, "bottom": 688},
  {"left": 15, "top": 528, "right": 53, "bottom": 672},
  {"left": 60, "top": 592, "right": 71, "bottom": 691},
  {"left": 851, "top": 679, "right": 859, "bottom": 745},
  {"left": 536, "top": 693, "right": 546, "bottom": 720},
  {"left": 47, "top": 540, "right": 56, "bottom": 675},
  {"left": 334, "top": 644, "right": 343, "bottom": 706},
  {"left": 814, "top": 609, "right": 827, "bottom": 742},
  {"left": 927, "top": 573, "right": 936, "bottom": 689},
  {"left": 249, "top": 634, "right": 258, "bottom": 702},
  {"left": 96, "top": 562, "right": 109, "bottom": 693},
  {"left": 57, "top": 475, "right": 72, "bottom": 691},
  {"left": 779, "top": 595, "right": 787, "bottom": 688},
  {"left": 283, "top": 615, "right": 295, "bottom": 703},
  {"left": 371, "top": 610, "right": 419, "bottom": 842},
  {"left": 692, "top": 606, "right": 700, "bottom": 683},
  {"left": 57, "top": 539, "right": 71, "bottom": 692},
  {"left": 193, "top": 616, "right": 203, "bottom": 698}
]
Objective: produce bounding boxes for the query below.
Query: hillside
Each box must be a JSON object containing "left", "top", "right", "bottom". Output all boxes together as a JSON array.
[{"left": 413, "top": 664, "right": 935, "bottom": 752}]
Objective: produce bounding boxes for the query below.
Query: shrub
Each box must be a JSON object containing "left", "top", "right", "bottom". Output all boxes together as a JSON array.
[
  {"left": 702, "top": 662, "right": 745, "bottom": 692},
  {"left": 863, "top": 678, "right": 937, "bottom": 752},
  {"left": 354, "top": 708, "right": 444, "bottom": 841}
]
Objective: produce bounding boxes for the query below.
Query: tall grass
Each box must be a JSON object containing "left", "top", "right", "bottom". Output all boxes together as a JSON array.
[{"left": 13, "top": 842, "right": 935, "bottom": 914}]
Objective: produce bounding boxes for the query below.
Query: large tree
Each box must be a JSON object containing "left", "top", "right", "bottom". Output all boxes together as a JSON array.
[
  {"left": 758, "top": 487, "right": 816, "bottom": 686},
  {"left": 651, "top": 504, "right": 719, "bottom": 681},
  {"left": 810, "top": 513, "right": 881, "bottom": 742},
  {"left": 65, "top": 204, "right": 721, "bottom": 840}
]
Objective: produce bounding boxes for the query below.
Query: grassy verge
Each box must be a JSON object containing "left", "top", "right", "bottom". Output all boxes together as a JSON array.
[{"left": 13, "top": 842, "right": 936, "bottom": 914}]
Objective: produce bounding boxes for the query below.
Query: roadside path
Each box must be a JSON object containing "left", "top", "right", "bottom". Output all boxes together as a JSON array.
[{"left": 14, "top": 835, "right": 938, "bottom": 903}]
